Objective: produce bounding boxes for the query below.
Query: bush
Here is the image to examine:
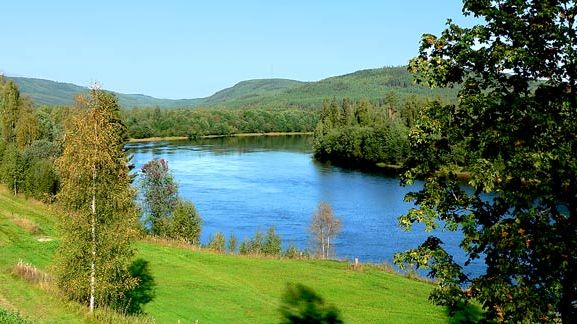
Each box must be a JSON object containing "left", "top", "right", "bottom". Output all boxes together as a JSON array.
[
  {"left": 283, "top": 244, "right": 309, "bottom": 259},
  {"left": 207, "top": 232, "right": 226, "bottom": 253},
  {"left": 228, "top": 233, "right": 238, "bottom": 254},
  {"left": 166, "top": 199, "right": 202, "bottom": 245},
  {"left": 262, "top": 227, "right": 281, "bottom": 256}
]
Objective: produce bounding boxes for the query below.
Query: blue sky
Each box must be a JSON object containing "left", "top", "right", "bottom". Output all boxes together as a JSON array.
[{"left": 1, "top": 1, "right": 473, "bottom": 99}]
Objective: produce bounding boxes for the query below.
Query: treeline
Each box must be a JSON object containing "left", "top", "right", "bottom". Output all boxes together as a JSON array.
[
  {"left": 0, "top": 77, "right": 64, "bottom": 201},
  {"left": 312, "top": 92, "right": 429, "bottom": 166},
  {"left": 123, "top": 107, "right": 319, "bottom": 139}
]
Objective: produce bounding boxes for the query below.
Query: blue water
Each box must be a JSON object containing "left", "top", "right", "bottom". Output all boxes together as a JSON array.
[{"left": 127, "top": 135, "right": 484, "bottom": 277}]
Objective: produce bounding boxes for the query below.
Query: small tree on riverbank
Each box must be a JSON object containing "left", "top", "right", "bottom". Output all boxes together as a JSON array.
[
  {"left": 310, "top": 202, "right": 341, "bottom": 259},
  {"left": 139, "top": 159, "right": 178, "bottom": 234},
  {"left": 139, "top": 159, "right": 202, "bottom": 244}
]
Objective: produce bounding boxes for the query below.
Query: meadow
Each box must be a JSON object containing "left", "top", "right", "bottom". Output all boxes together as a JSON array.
[{"left": 0, "top": 186, "right": 460, "bottom": 323}]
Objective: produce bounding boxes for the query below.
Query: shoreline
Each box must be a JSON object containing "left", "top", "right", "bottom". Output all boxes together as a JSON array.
[{"left": 128, "top": 132, "right": 314, "bottom": 143}]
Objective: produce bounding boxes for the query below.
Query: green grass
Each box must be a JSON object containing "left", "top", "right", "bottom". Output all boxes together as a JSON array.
[
  {"left": 0, "top": 307, "right": 32, "bottom": 323},
  {"left": 0, "top": 187, "right": 453, "bottom": 323}
]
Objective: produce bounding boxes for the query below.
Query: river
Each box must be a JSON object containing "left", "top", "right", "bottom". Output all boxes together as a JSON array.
[{"left": 127, "top": 135, "right": 483, "bottom": 277}]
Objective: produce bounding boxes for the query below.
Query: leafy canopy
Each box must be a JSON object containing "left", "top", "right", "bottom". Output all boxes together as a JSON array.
[{"left": 396, "top": 0, "right": 577, "bottom": 323}]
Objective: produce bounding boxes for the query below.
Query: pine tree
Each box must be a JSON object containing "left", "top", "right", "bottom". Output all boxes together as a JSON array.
[{"left": 55, "top": 89, "right": 139, "bottom": 312}]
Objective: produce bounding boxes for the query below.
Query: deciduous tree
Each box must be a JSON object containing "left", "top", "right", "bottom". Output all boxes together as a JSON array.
[
  {"left": 310, "top": 202, "right": 341, "bottom": 259},
  {"left": 396, "top": 1, "right": 577, "bottom": 322},
  {"left": 55, "top": 89, "right": 140, "bottom": 312},
  {"left": 139, "top": 158, "right": 178, "bottom": 235}
]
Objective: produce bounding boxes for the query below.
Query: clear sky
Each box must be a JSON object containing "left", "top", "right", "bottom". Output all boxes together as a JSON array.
[{"left": 0, "top": 1, "right": 473, "bottom": 99}]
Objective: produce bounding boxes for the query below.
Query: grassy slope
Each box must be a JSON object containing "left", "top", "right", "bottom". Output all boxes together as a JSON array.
[
  {"left": 0, "top": 187, "right": 84, "bottom": 323},
  {"left": 0, "top": 187, "right": 450, "bottom": 323}
]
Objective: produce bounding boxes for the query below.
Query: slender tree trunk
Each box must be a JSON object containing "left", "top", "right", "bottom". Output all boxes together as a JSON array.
[
  {"left": 89, "top": 167, "right": 96, "bottom": 312},
  {"left": 321, "top": 229, "right": 325, "bottom": 259},
  {"left": 327, "top": 236, "right": 330, "bottom": 259}
]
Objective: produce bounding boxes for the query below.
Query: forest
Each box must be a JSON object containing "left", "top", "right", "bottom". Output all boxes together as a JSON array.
[{"left": 311, "top": 93, "right": 428, "bottom": 166}]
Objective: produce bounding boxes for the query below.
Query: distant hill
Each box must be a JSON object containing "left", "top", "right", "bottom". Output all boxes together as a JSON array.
[
  {"left": 10, "top": 77, "right": 202, "bottom": 108},
  {"left": 203, "top": 79, "right": 306, "bottom": 105},
  {"left": 10, "top": 66, "right": 457, "bottom": 109},
  {"left": 204, "top": 67, "right": 458, "bottom": 108}
]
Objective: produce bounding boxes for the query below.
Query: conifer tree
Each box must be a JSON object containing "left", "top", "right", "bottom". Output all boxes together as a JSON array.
[{"left": 55, "top": 89, "right": 139, "bottom": 312}]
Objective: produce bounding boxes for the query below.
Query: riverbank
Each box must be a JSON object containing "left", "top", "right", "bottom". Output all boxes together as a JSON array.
[
  {"left": 128, "top": 131, "right": 313, "bottom": 143},
  {"left": 0, "top": 185, "right": 463, "bottom": 323}
]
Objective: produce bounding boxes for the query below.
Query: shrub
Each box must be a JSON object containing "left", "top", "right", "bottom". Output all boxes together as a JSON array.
[
  {"left": 167, "top": 199, "right": 202, "bottom": 245},
  {"left": 207, "top": 232, "right": 226, "bottom": 253},
  {"left": 227, "top": 233, "right": 238, "bottom": 254},
  {"left": 262, "top": 227, "right": 281, "bottom": 256}
]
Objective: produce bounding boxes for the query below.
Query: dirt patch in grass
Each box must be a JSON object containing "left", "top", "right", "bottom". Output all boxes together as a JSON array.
[{"left": 11, "top": 218, "right": 42, "bottom": 235}]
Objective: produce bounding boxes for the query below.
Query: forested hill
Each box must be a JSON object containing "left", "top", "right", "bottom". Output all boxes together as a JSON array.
[
  {"left": 10, "top": 66, "right": 457, "bottom": 109},
  {"left": 216, "top": 66, "right": 458, "bottom": 108},
  {"left": 202, "top": 79, "right": 306, "bottom": 105},
  {"left": 10, "top": 77, "right": 202, "bottom": 108}
]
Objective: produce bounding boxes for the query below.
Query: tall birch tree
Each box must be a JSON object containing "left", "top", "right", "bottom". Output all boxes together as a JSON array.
[{"left": 55, "top": 89, "right": 139, "bottom": 312}]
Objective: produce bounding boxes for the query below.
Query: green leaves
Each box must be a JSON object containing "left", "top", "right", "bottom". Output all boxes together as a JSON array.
[
  {"left": 399, "top": 0, "right": 577, "bottom": 322},
  {"left": 55, "top": 90, "right": 141, "bottom": 310}
]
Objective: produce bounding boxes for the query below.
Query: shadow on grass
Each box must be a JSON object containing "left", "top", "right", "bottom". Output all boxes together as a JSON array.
[{"left": 448, "top": 302, "right": 484, "bottom": 323}]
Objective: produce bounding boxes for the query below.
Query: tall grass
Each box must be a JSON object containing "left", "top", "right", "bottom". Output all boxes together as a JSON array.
[{"left": 11, "top": 259, "right": 52, "bottom": 287}]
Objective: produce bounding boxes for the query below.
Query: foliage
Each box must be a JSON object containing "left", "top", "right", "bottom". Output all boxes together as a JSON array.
[
  {"left": 165, "top": 199, "right": 202, "bottom": 245},
  {"left": 312, "top": 97, "right": 412, "bottom": 166},
  {"left": 262, "top": 227, "right": 282, "bottom": 256},
  {"left": 396, "top": 1, "right": 577, "bottom": 322},
  {"left": 206, "top": 232, "right": 226, "bottom": 253},
  {"left": 138, "top": 159, "right": 202, "bottom": 244},
  {"left": 21, "top": 139, "right": 61, "bottom": 201},
  {"left": 124, "top": 107, "right": 318, "bottom": 139},
  {"left": 1, "top": 79, "right": 20, "bottom": 143},
  {"left": 55, "top": 89, "right": 141, "bottom": 311},
  {"left": 15, "top": 98, "right": 40, "bottom": 149},
  {"left": 283, "top": 243, "right": 309, "bottom": 259},
  {"left": 310, "top": 202, "right": 341, "bottom": 259},
  {"left": 227, "top": 233, "right": 238, "bottom": 253},
  {"left": 0, "top": 78, "right": 50, "bottom": 197},
  {"left": 0, "top": 143, "right": 24, "bottom": 195},
  {"left": 279, "top": 283, "right": 343, "bottom": 324},
  {"left": 139, "top": 159, "right": 179, "bottom": 234}
]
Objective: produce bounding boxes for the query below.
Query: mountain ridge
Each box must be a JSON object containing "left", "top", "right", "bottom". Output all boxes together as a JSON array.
[{"left": 9, "top": 66, "right": 456, "bottom": 109}]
